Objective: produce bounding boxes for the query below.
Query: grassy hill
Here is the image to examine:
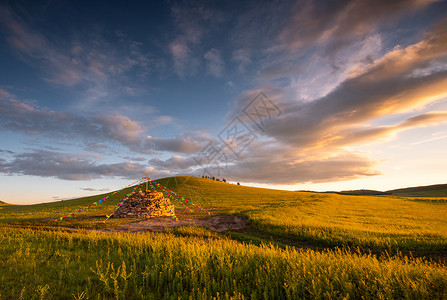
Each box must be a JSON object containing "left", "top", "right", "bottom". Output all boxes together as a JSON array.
[
  {"left": 388, "top": 183, "right": 447, "bottom": 197},
  {"left": 0, "top": 176, "right": 446, "bottom": 299},
  {"left": 333, "top": 189, "right": 391, "bottom": 196},
  {"left": 1, "top": 176, "right": 447, "bottom": 252},
  {"left": 335, "top": 183, "right": 447, "bottom": 197}
]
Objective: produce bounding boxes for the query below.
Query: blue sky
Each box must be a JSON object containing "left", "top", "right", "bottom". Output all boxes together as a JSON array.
[{"left": 1, "top": 0, "right": 447, "bottom": 204}]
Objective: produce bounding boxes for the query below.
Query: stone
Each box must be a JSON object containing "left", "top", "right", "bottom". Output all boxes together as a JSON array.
[{"left": 113, "top": 190, "right": 175, "bottom": 218}]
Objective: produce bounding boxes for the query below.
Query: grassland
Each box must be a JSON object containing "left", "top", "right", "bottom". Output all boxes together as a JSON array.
[
  {"left": 389, "top": 183, "right": 447, "bottom": 197},
  {"left": 0, "top": 176, "right": 446, "bottom": 299}
]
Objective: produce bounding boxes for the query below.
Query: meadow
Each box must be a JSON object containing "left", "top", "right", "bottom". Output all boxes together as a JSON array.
[{"left": 0, "top": 176, "right": 446, "bottom": 299}]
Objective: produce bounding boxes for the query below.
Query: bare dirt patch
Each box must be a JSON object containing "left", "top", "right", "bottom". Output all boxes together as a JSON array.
[{"left": 98, "top": 215, "right": 248, "bottom": 233}]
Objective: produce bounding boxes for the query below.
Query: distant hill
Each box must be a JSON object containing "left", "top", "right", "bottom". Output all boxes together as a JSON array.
[
  {"left": 333, "top": 189, "right": 391, "bottom": 196},
  {"left": 334, "top": 184, "right": 447, "bottom": 197},
  {"left": 387, "top": 184, "right": 447, "bottom": 197}
]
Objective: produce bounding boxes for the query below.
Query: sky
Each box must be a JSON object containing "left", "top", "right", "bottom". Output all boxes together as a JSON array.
[{"left": 1, "top": 0, "right": 447, "bottom": 204}]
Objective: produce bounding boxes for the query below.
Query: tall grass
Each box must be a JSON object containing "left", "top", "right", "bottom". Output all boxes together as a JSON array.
[
  {"left": 1, "top": 226, "right": 446, "bottom": 299},
  {"left": 2, "top": 176, "right": 446, "bottom": 256},
  {"left": 1, "top": 176, "right": 447, "bottom": 298},
  {"left": 164, "top": 177, "right": 447, "bottom": 257}
]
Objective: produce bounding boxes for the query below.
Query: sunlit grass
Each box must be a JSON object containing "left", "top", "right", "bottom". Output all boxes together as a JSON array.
[
  {"left": 0, "top": 227, "right": 446, "bottom": 299},
  {"left": 163, "top": 177, "right": 447, "bottom": 258},
  {"left": 1, "top": 176, "right": 447, "bottom": 298}
]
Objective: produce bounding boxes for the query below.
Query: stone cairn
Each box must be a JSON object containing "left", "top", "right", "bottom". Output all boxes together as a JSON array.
[{"left": 113, "top": 190, "right": 175, "bottom": 218}]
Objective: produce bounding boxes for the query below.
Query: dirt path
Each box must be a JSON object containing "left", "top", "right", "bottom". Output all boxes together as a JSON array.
[{"left": 98, "top": 215, "right": 248, "bottom": 233}]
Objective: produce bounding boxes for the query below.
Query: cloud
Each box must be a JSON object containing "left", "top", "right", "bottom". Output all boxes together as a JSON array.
[
  {"left": 123, "top": 156, "right": 146, "bottom": 162},
  {"left": 80, "top": 187, "right": 110, "bottom": 192},
  {"left": 142, "top": 133, "right": 212, "bottom": 154},
  {"left": 331, "top": 111, "right": 447, "bottom": 147},
  {"left": 0, "top": 90, "right": 207, "bottom": 155},
  {"left": 232, "top": 49, "right": 252, "bottom": 73},
  {"left": 0, "top": 91, "right": 143, "bottom": 143},
  {"left": 168, "top": 3, "right": 207, "bottom": 77},
  {"left": 93, "top": 114, "right": 144, "bottom": 144},
  {"left": 170, "top": 2, "right": 211, "bottom": 45},
  {"left": 0, "top": 149, "right": 15, "bottom": 155},
  {"left": 278, "top": 0, "right": 438, "bottom": 53},
  {"left": 261, "top": 18, "right": 447, "bottom": 150},
  {"left": 0, "top": 150, "right": 170, "bottom": 181},
  {"left": 1, "top": 1, "right": 445, "bottom": 187},
  {"left": 170, "top": 41, "right": 198, "bottom": 77},
  {"left": 149, "top": 155, "right": 198, "bottom": 171},
  {"left": 207, "top": 17, "right": 447, "bottom": 185},
  {"left": 168, "top": 1, "right": 224, "bottom": 77},
  {"left": 146, "top": 137, "right": 382, "bottom": 184},
  {"left": 0, "top": 4, "right": 152, "bottom": 106},
  {"left": 204, "top": 48, "right": 224, "bottom": 77},
  {"left": 223, "top": 150, "right": 381, "bottom": 184}
]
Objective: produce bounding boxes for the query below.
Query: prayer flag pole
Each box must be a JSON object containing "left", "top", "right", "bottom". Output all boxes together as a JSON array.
[{"left": 146, "top": 173, "right": 148, "bottom": 191}]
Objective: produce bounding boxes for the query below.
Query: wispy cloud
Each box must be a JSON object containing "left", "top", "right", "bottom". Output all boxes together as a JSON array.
[
  {"left": 168, "top": 1, "right": 224, "bottom": 77},
  {"left": 149, "top": 155, "right": 198, "bottom": 171},
  {"left": 222, "top": 148, "right": 381, "bottom": 184},
  {"left": 0, "top": 90, "right": 142, "bottom": 143},
  {"left": 0, "top": 90, "right": 210, "bottom": 155},
  {"left": 1, "top": 0, "right": 445, "bottom": 186},
  {"left": 80, "top": 187, "right": 110, "bottom": 192},
  {"left": 411, "top": 133, "right": 447, "bottom": 145},
  {"left": 0, "top": 150, "right": 170, "bottom": 180},
  {"left": 209, "top": 16, "right": 447, "bottom": 185},
  {"left": 0, "top": 4, "right": 152, "bottom": 106},
  {"left": 263, "top": 17, "right": 447, "bottom": 150},
  {"left": 232, "top": 48, "right": 252, "bottom": 73},
  {"left": 170, "top": 41, "right": 198, "bottom": 78},
  {"left": 204, "top": 48, "right": 224, "bottom": 77},
  {"left": 143, "top": 134, "right": 210, "bottom": 154},
  {"left": 277, "top": 0, "right": 438, "bottom": 53}
]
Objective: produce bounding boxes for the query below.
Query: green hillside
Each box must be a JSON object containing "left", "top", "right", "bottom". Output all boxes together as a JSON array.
[
  {"left": 388, "top": 183, "right": 447, "bottom": 197},
  {"left": 0, "top": 185, "right": 145, "bottom": 228},
  {"left": 334, "top": 183, "right": 447, "bottom": 197},
  {"left": 333, "top": 189, "right": 391, "bottom": 196},
  {"left": 1, "top": 176, "right": 446, "bottom": 299},
  {"left": 2, "top": 176, "right": 447, "bottom": 255}
]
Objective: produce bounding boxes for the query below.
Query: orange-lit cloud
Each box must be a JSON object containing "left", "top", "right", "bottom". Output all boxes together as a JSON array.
[
  {"left": 278, "top": 0, "right": 439, "bottom": 52},
  {"left": 224, "top": 17, "right": 447, "bottom": 184},
  {"left": 266, "top": 18, "right": 447, "bottom": 147}
]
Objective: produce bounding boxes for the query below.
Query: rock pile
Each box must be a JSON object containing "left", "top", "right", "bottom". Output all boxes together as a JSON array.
[{"left": 113, "top": 190, "right": 175, "bottom": 218}]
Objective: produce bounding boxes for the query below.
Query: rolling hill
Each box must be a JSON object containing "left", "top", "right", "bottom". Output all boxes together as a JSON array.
[
  {"left": 387, "top": 183, "right": 447, "bottom": 197},
  {"left": 331, "top": 189, "right": 391, "bottom": 196},
  {"left": 335, "top": 183, "right": 447, "bottom": 197},
  {"left": 1, "top": 176, "right": 446, "bottom": 299}
]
